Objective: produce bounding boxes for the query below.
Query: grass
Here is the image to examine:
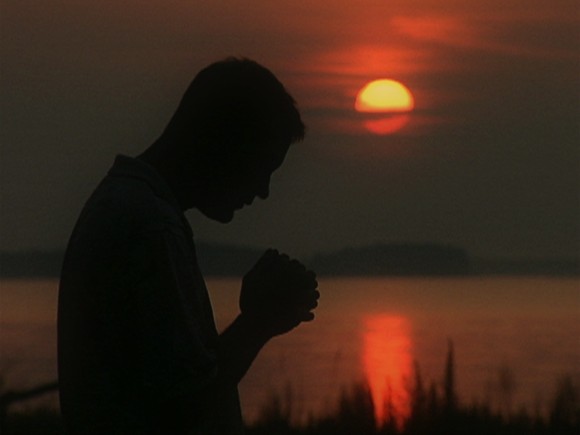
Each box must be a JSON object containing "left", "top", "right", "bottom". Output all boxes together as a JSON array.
[
  {"left": 246, "top": 342, "right": 580, "bottom": 435},
  {"left": 2, "top": 342, "right": 579, "bottom": 434}
]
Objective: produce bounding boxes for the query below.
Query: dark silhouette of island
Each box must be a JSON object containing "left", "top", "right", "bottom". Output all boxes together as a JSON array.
[
  {"left": 1, "top": 250, "right": 65, "bottom": 277},
  {"left": 2, "top": 243, "right": 578, "bottom": 277},
  {"left": 309, "top": 243, "right": 471, "bottom": 276}
]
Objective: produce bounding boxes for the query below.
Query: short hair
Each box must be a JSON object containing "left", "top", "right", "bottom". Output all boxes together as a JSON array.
[{"left": 165, "top": 58, "right": 305, "bottom": 155}]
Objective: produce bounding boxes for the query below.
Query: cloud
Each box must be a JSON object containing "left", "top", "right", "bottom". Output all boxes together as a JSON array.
[
  {"left": 391, "top": 12, "right": 578, "bottom": 61},
  {"left": 1, "top": 0, "right": 578, "bottom": 258}
]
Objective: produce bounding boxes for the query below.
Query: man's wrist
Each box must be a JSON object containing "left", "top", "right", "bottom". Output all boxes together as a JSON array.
[{"left": 236, "top": 312, "right": 273, "bottom": 345}]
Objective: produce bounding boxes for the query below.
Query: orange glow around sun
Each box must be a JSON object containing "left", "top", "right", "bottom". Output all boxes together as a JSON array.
[{"left": 363, "top": 315, "right": 413, "bottom": 428}]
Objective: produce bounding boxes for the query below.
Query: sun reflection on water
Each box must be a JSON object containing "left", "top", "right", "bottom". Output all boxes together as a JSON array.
[{"left": 363, "top": 315, "right": 413, "bottom": 427}]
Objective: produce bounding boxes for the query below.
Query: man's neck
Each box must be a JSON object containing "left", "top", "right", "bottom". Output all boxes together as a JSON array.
[{"left": 137, "top": 137, "right": 201, "bottom": 211}]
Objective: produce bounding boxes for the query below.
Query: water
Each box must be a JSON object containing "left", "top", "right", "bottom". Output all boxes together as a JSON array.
[{"left": 1, "top": 277, "right": 579, "bottom": 423}]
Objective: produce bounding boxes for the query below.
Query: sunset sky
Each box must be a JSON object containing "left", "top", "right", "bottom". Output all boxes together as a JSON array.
[{"left": 1, "top": 0, "right": 579, "bottom": 260}]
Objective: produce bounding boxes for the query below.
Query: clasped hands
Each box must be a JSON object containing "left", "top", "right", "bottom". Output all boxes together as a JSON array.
[{"left": 240, "top": 249, "right": 319, "bottom": 338}]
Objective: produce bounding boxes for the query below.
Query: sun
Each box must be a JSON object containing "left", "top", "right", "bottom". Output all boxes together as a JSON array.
[
  {"left": 354, "top": 79, "right": 415, "bottom": 135},
  {"left": 355, "top": 79, "right": 414, "bottom": 113}
]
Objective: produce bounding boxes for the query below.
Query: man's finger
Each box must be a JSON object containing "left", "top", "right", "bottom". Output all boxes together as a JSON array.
[
  {"left": 307, "top": 298, "right": 318, "bottom": 310},
  {"left": 288, "top": 259, "right": 306, "bottom": 273},
  {"left": 254, "top": 249, "right": 278, "bottom": 269}
]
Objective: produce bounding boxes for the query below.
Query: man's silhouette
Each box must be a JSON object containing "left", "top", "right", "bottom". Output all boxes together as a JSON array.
[{"left": 58, "top": 58, "right": 319, "bottom": 435}]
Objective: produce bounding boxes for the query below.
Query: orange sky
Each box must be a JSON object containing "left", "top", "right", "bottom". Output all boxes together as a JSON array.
[{"left": 1, "top": 0, "right": 579, "bottom": 259}]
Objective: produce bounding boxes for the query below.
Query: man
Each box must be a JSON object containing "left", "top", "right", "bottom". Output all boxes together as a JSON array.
[{"left": 58, "top": 58, "right": 319, "bottom": 435}]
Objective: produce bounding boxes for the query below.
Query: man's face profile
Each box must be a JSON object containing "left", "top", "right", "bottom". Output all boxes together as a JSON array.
[{"left": 195, "top": 140, "right": 290, "bottom": 223}]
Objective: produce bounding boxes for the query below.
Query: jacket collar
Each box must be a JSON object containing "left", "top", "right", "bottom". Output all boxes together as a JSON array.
[{"left": 108, "top": 154, "right": 184, "bottom": 214}]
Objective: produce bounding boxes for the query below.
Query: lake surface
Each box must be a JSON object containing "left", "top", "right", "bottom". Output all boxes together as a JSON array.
[{"left": 1, "top": 277, "right": 578, "bottom": 424}]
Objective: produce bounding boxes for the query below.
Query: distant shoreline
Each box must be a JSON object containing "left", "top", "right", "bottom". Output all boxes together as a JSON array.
[{"left": 2, "top": 243, "right": 578, "bottom": 278}]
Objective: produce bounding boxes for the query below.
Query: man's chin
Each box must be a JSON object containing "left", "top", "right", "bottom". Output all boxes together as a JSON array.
[{"left": 201, "top": 208, "right": 235, "bottom": 224}]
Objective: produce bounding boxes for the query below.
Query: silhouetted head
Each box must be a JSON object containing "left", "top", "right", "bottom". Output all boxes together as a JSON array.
[
  {"left": 152, "top": 58, "right": 305, "bottom": 222},
  {"left": 166, "top": 57, "right": 305, "bottom": 153}
]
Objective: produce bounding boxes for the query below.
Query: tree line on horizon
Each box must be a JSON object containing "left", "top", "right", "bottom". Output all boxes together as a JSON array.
[{"left": 1, "top": 242, "right": 578, "bottom": 277}]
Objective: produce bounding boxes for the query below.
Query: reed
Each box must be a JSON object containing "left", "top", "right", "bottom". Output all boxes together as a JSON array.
[
  {"left": 1, "top": 342, "right": 578, "bottom": 434},
  {"left": 247, "top": 342, "right": 580, "bottom": 435}
]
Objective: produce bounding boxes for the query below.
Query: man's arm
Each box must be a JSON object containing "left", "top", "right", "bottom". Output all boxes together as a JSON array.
[
  {"left": 215, "top": 314, "right": 270, "bottom": 387},
  {"left": 216, "top": 249, "right": 319, "bottom": 387}
]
